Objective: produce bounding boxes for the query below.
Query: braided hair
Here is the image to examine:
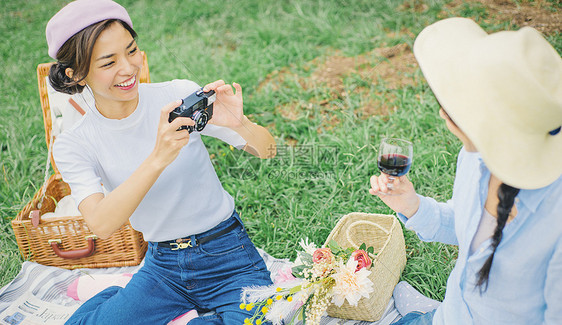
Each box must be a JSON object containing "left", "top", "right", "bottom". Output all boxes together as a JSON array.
[{"left": 476, "top": 183, "right": 520, "bottom": 291}]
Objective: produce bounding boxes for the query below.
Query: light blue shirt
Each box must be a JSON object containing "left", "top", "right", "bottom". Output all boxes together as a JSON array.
[{"left": 398, "top": 148, "right": 562, "bottom": 324}]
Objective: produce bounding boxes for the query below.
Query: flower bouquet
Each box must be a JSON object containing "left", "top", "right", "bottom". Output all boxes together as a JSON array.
[{"left": 240, "top": 238, "right": 377, "bottom": 325}]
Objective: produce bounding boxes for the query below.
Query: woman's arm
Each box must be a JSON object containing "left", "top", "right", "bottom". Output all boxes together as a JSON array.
[
  {"left": 543, "top": 237, "right": 562, "bottom": 324},
  {"left": 204, "top": 80, "right": 276, "bottom": 159},
  {"left": 370, "top": 173, "right": 458, "bottom": 245},
  {"left": 78, "top": 100, "right": 195, "bottom": 239},
  {"left": 231, "top": 115, "right": 276, "bottom": 159}
]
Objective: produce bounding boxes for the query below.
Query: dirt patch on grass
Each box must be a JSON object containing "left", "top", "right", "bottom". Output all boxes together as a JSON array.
[
  {"left": 446, "top": 0, "right": 561, "bottom": 34},
  {"left": 309, "top": 43, "right": 418, "bottom": 92},
  {"left": 261, "top": 43, "right": 419, "bottom": 129},
  {"left": 260, "top": 0, "right": 559, "bottom": 139}
]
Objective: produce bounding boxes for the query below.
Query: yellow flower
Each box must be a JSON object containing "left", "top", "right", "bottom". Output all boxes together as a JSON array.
[
  {"left": 245, "top": 303, "right": 254, "bottom": 311},
  {"left": 267, "top": 298, "right": 273, "bottom": 305},
  {"left": 287, "top": 296, "right": 293, "bottom": 302},
  {"left": 256, "top": 320, "right": 262, "bottom": 325},
  {"left": 276, "top": 295, "right": 282, "bottom": 301},
  {"left": 276, "top": 287, "right": 282, "bottom": 292},
  {"left": 239, "top": 303, "right": 246, "bottom": 310},
  {"left": 261, "top": 306, "right": 268, "bottom": 314}
]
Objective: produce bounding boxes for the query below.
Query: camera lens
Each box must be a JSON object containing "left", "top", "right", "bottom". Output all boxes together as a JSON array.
[{"left": 192, "top": 111, "right": 209, "bottom": 132}]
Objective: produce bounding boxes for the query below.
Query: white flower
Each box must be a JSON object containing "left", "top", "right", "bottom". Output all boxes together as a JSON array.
[
  {"left": 294, "top": 238, "right": 318, "bottom": 266},
  {"left": 299, "top": 238, "right": 318, "bottom": 255},
  {"left": 331, "top": 259, "right": 374, "bottom": 307}
]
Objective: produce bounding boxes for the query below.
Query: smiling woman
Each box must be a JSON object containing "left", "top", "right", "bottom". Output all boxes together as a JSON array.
[
  {"left": 50, "top": 20, "right": 142, "bottom": 119},
  {"left": 43, "top": 0, "right": 277, "bottom": 324},
  {"left": 48, "top": 19, "right": 137, "bottom": 96},
  {"left": 80, "top": 23, "right": 142, "bottom": 119}
]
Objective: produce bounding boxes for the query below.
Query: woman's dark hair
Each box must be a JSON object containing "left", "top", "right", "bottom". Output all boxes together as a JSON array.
[
  {"left": 48, "top": 19, "right": 137, "bottom": 94},
  {"left": 476, "top": 183, "right": 520, "bottom": 292}
]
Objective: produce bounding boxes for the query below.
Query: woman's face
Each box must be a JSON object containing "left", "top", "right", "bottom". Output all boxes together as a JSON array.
[
  {"left": 83, "top": 22, "right": 143, "bottom": 117},
  {"left": 439, "top": 108, "right": 478, "bottom": 152}
]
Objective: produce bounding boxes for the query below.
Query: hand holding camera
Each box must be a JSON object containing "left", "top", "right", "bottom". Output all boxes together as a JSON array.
[
  {"left": 201, "top": 80, "right": 245, "bottom": 129},
  {"left": 168, "top": 80, "right": 245, "bottom": 132}
]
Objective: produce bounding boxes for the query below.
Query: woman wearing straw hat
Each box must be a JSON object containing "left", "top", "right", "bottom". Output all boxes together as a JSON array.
[
  {"left": 45, "top": 0, "right": 275, "bottom": 324},
  {"left": 370, "top": 18, "right": 562, "bottom": 324}
]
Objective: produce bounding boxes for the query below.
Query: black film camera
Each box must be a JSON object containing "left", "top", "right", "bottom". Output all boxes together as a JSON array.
[{"left": 168, "top": 88, "right": 216, "bottom": 133}]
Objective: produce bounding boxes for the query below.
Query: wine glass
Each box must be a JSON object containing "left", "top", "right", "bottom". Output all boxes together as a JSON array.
[{"left": 377, "top": 138, "right": 413, "bottom": 194}]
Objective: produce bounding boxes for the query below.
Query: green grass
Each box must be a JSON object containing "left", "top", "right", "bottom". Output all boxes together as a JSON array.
[{"left": 1, "top": 0, "right": 560, "bottom": 304}]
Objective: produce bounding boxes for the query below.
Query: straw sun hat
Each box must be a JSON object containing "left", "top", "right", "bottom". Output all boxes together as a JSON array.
[{"left": 414, "top": 17, "right": 562, "bottom": 190}]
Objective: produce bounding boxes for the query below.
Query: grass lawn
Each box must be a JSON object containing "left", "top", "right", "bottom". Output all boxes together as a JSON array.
[{"left": 1, "top": 0, "right": 560, "bottom": 304}]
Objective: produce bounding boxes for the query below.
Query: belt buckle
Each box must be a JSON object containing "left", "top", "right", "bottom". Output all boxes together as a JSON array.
[{"left": 170, "top": 240, "right": 192, "bottom": 250}]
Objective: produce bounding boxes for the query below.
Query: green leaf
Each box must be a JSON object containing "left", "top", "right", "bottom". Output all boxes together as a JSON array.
[
  {"left": 367, "top": 246, "right": 375, "bottom": 254},
  {"left": 327, "top": 240, "right": 340, "bottom": 251},
  {"left": 300, "top": 252, "right": 313, "bottom": 264},
  {"left": 292, "top": 264, "right": 307, "bottom": 275},
  {"left": 359, "top": 243, "right": 367, "bottom": 251}
]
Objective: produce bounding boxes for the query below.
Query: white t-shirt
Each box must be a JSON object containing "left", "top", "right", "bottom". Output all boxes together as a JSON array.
[{"left": 53, "top": 79, "right": 247, "bottom": 242}]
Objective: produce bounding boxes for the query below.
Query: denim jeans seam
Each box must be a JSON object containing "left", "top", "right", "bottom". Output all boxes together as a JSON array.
[
  {"left": 198, "top": 226, "right": 246, "bottom": 256},
  {"left": 237, "top": 232, "right": 263, "bottom": 271}
]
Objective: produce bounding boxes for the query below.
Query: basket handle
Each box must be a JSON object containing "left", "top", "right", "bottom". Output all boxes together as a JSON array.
[
  {"left": 48, "top": 235, "right": 97, "bottom": 259},
  {"left": 345, "top": 220, "right": 391, "bottom": 249},
  {"left": 30, "top": 210, "right": 40, "bottom": 227}
]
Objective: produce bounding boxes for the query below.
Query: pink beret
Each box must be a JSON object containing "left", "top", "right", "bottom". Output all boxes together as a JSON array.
[{"left": 46, "top": 0, "right": 133, "bottom": 59}]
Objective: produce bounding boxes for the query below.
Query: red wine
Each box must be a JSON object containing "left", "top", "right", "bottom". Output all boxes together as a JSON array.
[{"left": 378, "top": 153, "right": 411, "bottom": 177}]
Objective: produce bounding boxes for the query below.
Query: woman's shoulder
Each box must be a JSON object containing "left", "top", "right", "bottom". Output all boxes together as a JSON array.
[
  {"left": 542, "top": 175, "right": 562, "bottom": 209},
  {"left": 53, "top": 113, "right": 99, "bottom": 149},
  {"left": 139, "top": 79, "right": 201, "bottom": 99}
]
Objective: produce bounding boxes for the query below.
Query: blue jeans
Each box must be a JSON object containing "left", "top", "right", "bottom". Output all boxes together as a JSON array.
[
  {"left": 65, "top": 211, "right": 272, "bottom": 325},
  {"left": 392, "top": 310, "right": 436, "bottom": 325}
]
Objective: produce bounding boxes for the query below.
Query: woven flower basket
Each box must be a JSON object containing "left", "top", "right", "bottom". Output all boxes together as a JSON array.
[
  {"left": 11, "top": 53, "right": 151, "bottom": 269},
  {"left": 323, "top": 212, "right": 406, "bottom": 322}
]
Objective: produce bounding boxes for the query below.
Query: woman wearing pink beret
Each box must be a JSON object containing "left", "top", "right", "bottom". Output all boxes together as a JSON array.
[{"left": 46, "top": 1, "right": 276, "bottom": 324}]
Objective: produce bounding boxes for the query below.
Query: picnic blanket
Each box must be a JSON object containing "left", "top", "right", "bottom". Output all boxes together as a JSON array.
[{"left": 0, "top": 249, "right": 400, "bottom": 324}]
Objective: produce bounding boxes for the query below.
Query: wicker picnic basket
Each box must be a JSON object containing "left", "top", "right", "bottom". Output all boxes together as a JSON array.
[
  {"left": 11, "top": 53, "right": 151, "bottom": 269},
  {"left": 323, "top": 212, "right": 406, "bottom": 322}
]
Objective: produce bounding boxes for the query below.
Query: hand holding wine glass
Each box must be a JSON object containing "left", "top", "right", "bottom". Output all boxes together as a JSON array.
[{"left": 369, "top": 138, "right": 420, "bottom": 218}]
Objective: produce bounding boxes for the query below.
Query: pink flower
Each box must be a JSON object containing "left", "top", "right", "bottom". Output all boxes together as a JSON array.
[
  {"left": 351, "top": 250, "right": 372, "bottom": 272},
  {"left": 274, "top": 266, "right": 296, "bottom": 285},
  {"left": 313, "top": 248, "right": 335, "bottom": 264}
]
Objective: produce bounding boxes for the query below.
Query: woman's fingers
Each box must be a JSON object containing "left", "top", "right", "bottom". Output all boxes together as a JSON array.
[
  {"left": 378, "top": 174, "right": 390, "bottom": 193},
  {"left": 205, "top": 81, "right": 242, "bottom": 99},
  {"left": 160, "top": 100, "right": 182, "bottom": 126},
  {"left": 370, "top": 174, "right": 390, "bottom": 195},
  {"left": 203, "top": 79, "right": 225, "bottom": 92},
  {"left": 217, "top": 84, "right": 234, "bottom": 96},
  {"left": 169, "top": 117, "right": 195, "bottom": 132},
  {"left": 233, "top": 82, "right": 242, "bottom": 97},
  {"left": 159, "top": 100, "right": 196, "bottom": 132},
  {"left": 370, "top": 173, "right": 403, "bottom": 195},
  {"left": 370, "top": 175, "right": 380, "bottom": 194}
]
